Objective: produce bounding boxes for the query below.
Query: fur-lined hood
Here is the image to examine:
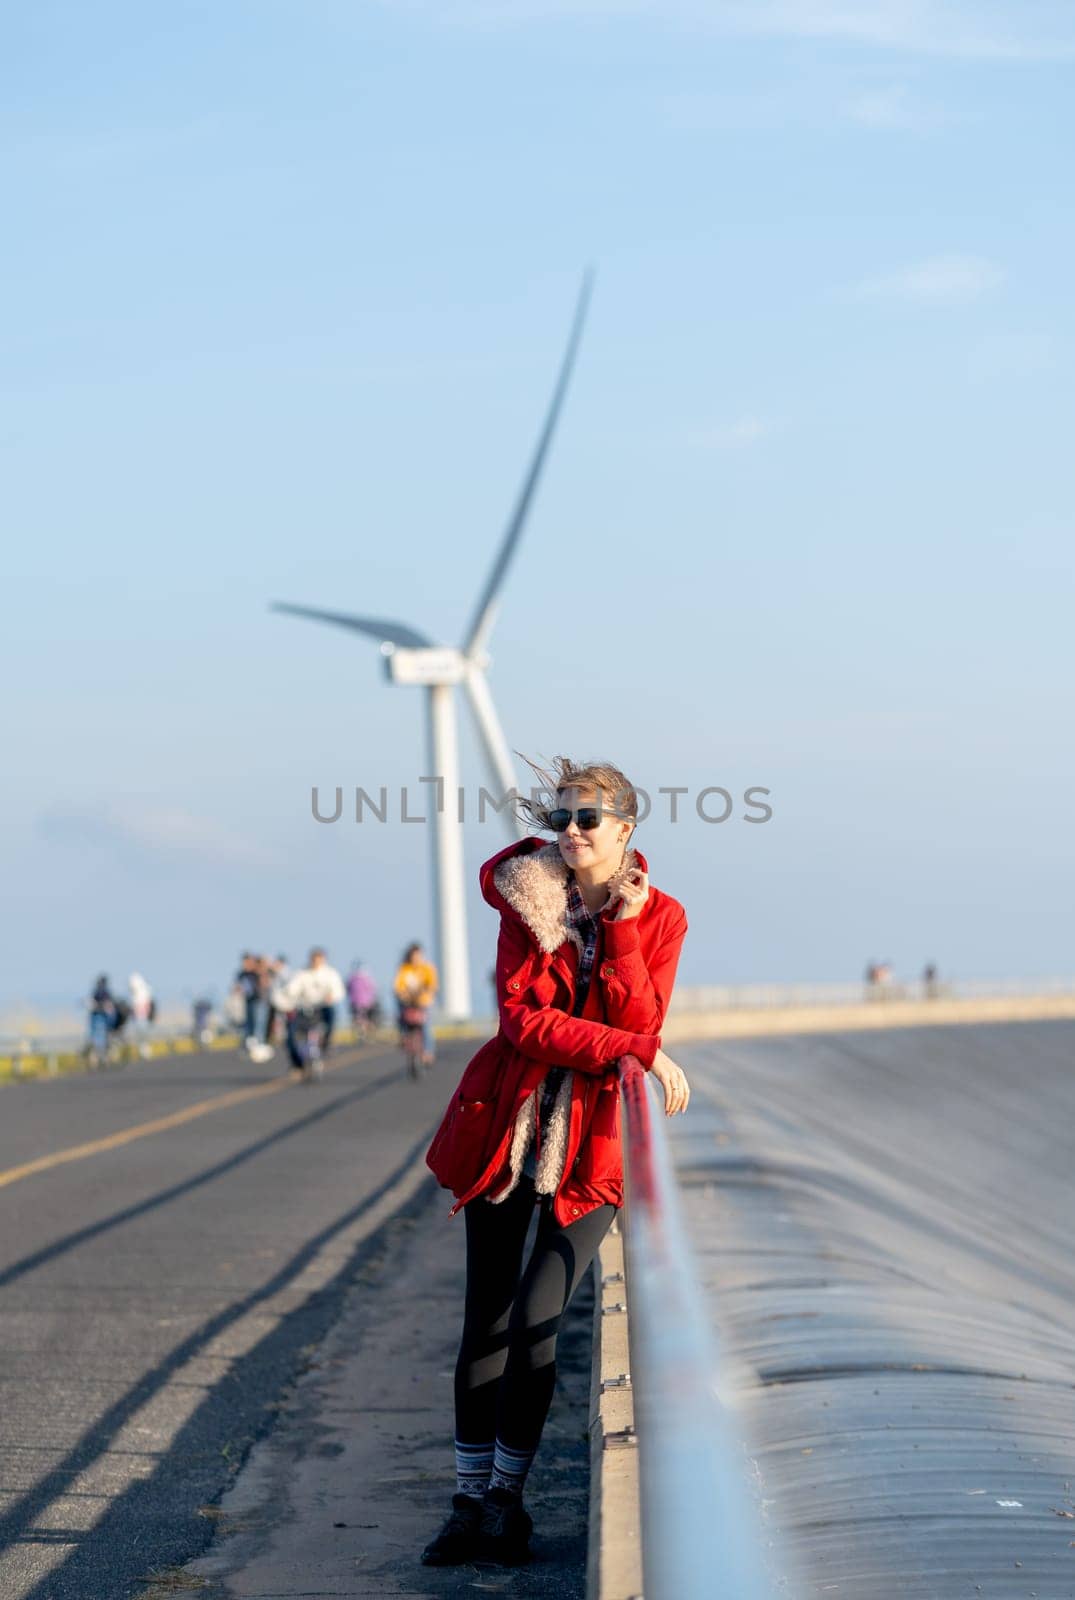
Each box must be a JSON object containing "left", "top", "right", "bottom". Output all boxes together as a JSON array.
[
  {"left": 428, "top": 836, "right": 687, "bottom": 1226},
  {"left": 478, "top": 834, "right": 642, "bottom": 1209},
  {"left": 480, "top": 836, "right": 646, "bottom": 957}
]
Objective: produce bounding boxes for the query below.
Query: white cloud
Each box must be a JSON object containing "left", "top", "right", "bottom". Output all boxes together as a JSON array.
[
  {"left": 853, "top": 254, "right": 1005, "bottom": 305},
  {"left": 660, "top": 76, "right": 954, "bottom": 135},
  {"left": 377, "top": 0, "right": 652, "bottom": 17},
  {"left": 37, "top": 805, "right": 283, "bottom": 871},
  {"left": 692, "top": 415, "right": 773, "bottom": 451},
  {"left": 121, "top": 808, "right": 282, "bottom": 867},
  {"left": 376, "top": 0, "right": 1075, "bottom": 59},
  {"left": 662, "top": 77, "right": 950, "bottom": 136},
  {"left": 701, "top": 2, "right": 1075, "bottom": 61},
  {"left": 845, "top": 82, "right": 943, "bottom": 129}
]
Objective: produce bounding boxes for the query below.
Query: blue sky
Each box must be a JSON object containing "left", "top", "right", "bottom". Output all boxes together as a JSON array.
[{"left": 3, "top": 0, "right": 1073, "bottom": 1018}]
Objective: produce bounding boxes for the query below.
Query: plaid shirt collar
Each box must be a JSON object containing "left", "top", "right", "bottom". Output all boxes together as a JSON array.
[
  {"left": 564, "top": 847, "right": 639, "bottom": 934},
  {"left": 565, "top": 875, "right": 605, "bottom": 930},
  {"left": 565, "top": 875, "right": 607, "bottom": 1010}
]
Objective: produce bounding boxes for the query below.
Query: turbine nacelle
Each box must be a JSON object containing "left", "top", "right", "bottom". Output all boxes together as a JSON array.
[{"left": 382, "top": 645, "right": 468, "bottom": 687}]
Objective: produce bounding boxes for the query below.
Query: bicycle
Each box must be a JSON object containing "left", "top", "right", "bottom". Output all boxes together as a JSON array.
[
  {"left": 399, "top": 1004, "right": 428, "bottom": 1080},
  {"left": 292, "top": 1007, "right": 325, "bottom": 1083}
]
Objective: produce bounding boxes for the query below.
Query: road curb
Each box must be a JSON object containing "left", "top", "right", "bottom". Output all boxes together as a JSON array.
[{"left": 588, "top": 1217, "right": 642, "bottom": 1600}]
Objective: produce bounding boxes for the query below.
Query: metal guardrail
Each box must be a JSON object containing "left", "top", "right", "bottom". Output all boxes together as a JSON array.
[
  {"left": 618, "top": 1055, "right": 783, "bottom": 1599},
  {"left": 7, "top": 975, "right": 1073, "bottom": 1050},
  {"left": 0, "top": 1028, "right": 243, "bottom": 1083},
  {"left": 0, "top": 1012, "right": 476, "bottom": 1057},
  {"left": 0, "top": 1022, "right": 410, "bottom": 1083},
  {"left": 670, "top": 975, "right": 1075, "bottom": 1012},
  {"left": 0, "top": 1025, "right": 213, "bottom": 1056}
]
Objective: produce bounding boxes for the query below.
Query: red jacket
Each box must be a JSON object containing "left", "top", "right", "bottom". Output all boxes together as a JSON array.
[{"left": 426, "top": 835, "right": 688, "bottom": 1226}]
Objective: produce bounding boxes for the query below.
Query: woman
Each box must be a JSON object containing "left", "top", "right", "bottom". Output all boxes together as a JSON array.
[
  {"left": 422, "top": 757, "right": 690, "bottom": 1567},
  {"left": 86, "top": 974, "right": 116, "bottom": 1061},
  {"left": 393, "top": 942, "right": 439, "bottom": 1066},
  {"left": 128, "top": 971, "right": 154, "bottom": 1059},
  {"left": 346, "top": 960, "right": 378, "bottom": 1040}
]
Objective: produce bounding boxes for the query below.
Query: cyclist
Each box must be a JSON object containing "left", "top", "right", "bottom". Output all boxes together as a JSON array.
[
  {"left": 129, "top": 971, "right": 154, "bottom": 1059},
  {"left": 235, "top": 953, "right": 263, "bottom": 1049},
  {"left": 274, "top": 948, "right": 345, "bottom": 1072},
  {"left": 86, "top": 974, "right": 116, "bottom": 1063},
  {"left": 393, "top": 943, "right": 439, "bottom": 1067},
  {"left": 346, "top": 960, "right": 378, "bottom": 1041}
]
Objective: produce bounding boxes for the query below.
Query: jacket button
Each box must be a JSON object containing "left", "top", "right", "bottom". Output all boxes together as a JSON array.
[
  {"left": 600, "top": 964, "right": 614, "bottom": 978},
  {"left": 570, "top": 1206, "right": 580, "bottom": 1217},
  {"left": 508, "top": 980, "right": 519, "bottom": 991}
]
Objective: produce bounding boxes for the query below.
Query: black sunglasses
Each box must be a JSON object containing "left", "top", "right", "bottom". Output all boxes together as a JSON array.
[{"left": 548, "top": 807, "right": 606, "bottom": 832}]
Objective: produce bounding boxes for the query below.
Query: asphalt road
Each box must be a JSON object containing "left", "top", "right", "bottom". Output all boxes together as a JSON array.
[
  {"left": 181, "top": 1163, "right": 594, "bottom": 1600},
  {"left": 9, "top": 1018, "right": 1072, "bottom": 1599},
  {"left": 0, "top": 1040, "right": 475, "bottom": 1600},
  {"left": 674, "top": 1019, "right": 1075, "bottom": 1599}
]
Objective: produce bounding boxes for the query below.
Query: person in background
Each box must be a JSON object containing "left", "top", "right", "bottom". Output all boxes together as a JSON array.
[
  {"left": 274, "top": 948, "right": 346, "bottom": 1068},
  {"left": 110, "top": 994, "right": 132, "bottom": 1044},
  {"left": 224, "top": 978, "right": 247, "bottom": 1031},
  {"left": 236, "top": 953, "right": 262, "bottom": 1048},
  {"left": 87, "top": 975, "right": 115, "bottom": 1059},
  {"left": 263, "top": 955, "right": 290, "bottom": 1049},
  {"left": 267, "top": 956, "right": 298, "bottom": 1066},
  {"left": 923, "top": 961, "right": 940, "bottom": 1000},
  {"left": 192, "top": 996, "right": 214, "bottom": 1046},
  {"left": 346, "top": 960, "right": 378, "bottom": 1041},
  {"left": 129, "top": 972, "right": 154, "bottom": 1059},
  {"left": 393, "top": 942, "right": 439, "bottom": 1067}
]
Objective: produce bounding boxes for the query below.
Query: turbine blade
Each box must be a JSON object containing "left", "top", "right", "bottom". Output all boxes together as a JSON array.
[
  {"left": 463, "top": 668, "right": 527, "bottom": 838},
  {"left": 270, "top": 603, "right": 434, "bottom": 650},
  {"left": 463, "top": 269, "right": 594, "bottom": 659}
]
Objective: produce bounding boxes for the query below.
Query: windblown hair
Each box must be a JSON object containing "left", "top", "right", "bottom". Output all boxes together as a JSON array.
[{"left": 513, "top": 753, "right": 639, "bottom": 835}]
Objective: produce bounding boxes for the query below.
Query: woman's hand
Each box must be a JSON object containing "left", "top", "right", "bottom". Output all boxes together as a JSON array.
[
  {"left": 649, "top": 1047, "right": 690, "bottom": 1115},
  {"left": 609, "top": 866, "right": 649, "bottom": 921}
]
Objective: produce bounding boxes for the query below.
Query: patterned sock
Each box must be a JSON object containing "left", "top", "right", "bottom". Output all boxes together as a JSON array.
[
  {"left": 488, "top": 1439, "right": 536, "bottom": 1497},
  {"left": 454, "top": 1439, "right": 494, "bottom": 1499}
]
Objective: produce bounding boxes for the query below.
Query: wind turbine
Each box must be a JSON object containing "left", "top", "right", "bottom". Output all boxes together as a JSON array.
[{"left": 272, "top": 272, "right": 593, "bottom": 1020}]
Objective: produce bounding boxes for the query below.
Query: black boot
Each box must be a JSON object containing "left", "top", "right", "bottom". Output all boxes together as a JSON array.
[
  {"left": 421, "top": 1493, "right": 483, "bottom": 1566},
  {"left": 477, "top": 1486, "right": 533, "bottom": 1565}
]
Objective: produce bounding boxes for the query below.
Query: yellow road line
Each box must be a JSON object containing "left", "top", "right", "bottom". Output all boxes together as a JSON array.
[{"left": 0, "top": 1053, "right": 362, "bottom": 1192}]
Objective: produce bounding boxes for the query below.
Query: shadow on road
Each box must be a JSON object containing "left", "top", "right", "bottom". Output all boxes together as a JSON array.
[
  {"left": 0, "top": 1132, "right": 439, "bottom": 1599},
  {"left": 0, "top": 1066, "right": 406, "bottom": 1294}
]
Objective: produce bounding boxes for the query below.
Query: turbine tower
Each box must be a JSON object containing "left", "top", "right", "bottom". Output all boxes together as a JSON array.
[{"left": 272, "top": 273, "right": 593, "bottom": 1020}]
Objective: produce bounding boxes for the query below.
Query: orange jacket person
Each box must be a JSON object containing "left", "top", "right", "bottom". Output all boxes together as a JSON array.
[{"left": 393, "top": 943, "right": 438, "bottom": 1065}]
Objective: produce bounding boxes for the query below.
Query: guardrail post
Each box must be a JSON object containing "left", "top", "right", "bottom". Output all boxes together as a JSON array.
[{"left": 589, "top": 1220, "right": 643, "bottom": 1600}]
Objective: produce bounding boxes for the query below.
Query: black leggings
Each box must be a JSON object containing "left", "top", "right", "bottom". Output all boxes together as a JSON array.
[{"left": 455, "top": 1179, "right": 616, "bottom": 1452}]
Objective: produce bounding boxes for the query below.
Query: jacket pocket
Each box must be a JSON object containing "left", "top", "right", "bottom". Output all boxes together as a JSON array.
[
  {"left": 426, "top": 1093, "right": 496, "bottom": 1195},
  {"left": 571, "top": 1075, "right": 621, "bottom": 1185}
]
